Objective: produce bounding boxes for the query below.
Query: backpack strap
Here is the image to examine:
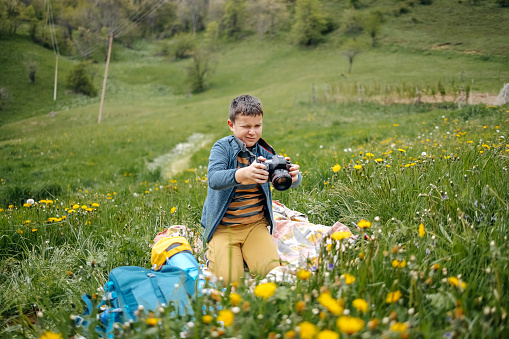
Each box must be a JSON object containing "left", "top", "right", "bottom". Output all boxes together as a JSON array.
[{"left": 147, "top": 272, "right": 166, "bottom": 305}]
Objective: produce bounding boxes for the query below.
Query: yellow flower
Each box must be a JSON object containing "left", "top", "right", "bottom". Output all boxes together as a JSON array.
[
  {"left": 81, "top": 205, "right": 87, "bottom": 210},
  {"left": 91, "top": 203, "right": 99, "bottom": 207},
  {"left": 393, "top": 124, "right": 399, "bottom": 127},
  {"left": 284, "top": 330, "right": 296, "bottom": 338},
  {"left": 331, "top": 231, "right": 351, "bottom": 241},
  {"left": 392, "top": 259, "right": 407, "bottom": 268},
  {"left": 296, "top": 300, "right": 306, "bottom": 312},
  {"left": 145, "top": 317, "right": 161, "bottom": 326},
  {"left": 298, "top": 321, "right": 316, "bottom": 339},
  {"left": 374, "top": 158, "right": 383, "bottom": 162},
  {"left": 202, "top": 315, "right": 213, "bottom": 324},
  {"left": 365, "top": 152, "right": 374, "bottom": 157},
  {"left": 397, "top": 148, "right": 406, "bottom": 152},
  {"left": 448, "top": 277, "right": 466, "bottom": 289},
  {"left": 386, "top": 290, "right": 402, "bottom": 303},
  {"left": 357, "top": 219, "right": 372, "bottom": 228},
  {"left": 352, "top": 298, "right": 368, "bottom": 312},
  {"left": 254, "top": 282, "right": 277, "bottom": 299},
  {"left": 317, "top": 292, "right": 343, "bottom": 315},
  {"left": 419, "top": 223, "right": 425, "bottom": 237},
  {"left": 23, "top": 203, "right": 32, "bottom": 207},
  {"left": 8, "top": 204, "right": 14, "bottom": 208},
  {"left": 353, "top": 165, "right": 362, "bottom": 170},
  {"left": 32, "top": 229, "right": 38, "bottom": 232},
  {"left": 317, "top": 330, "right": 339, "bottom": 339},
  {"left": 344, "top": 273, "right": 356, "bottom": 284},
  {"left": 337, "top": 316, "right": 364, "bottom": 334},
  {"left": 230, "top": 293, "right": 242, "bottom": 306},
  {"left": 391, "top": 322, "right": 408, "bottom": 332},
  {"left": 40, "top": 332, "right": 63, "bottom": 339},
  {"left": 170, "top": 207, "right": 177, "bottom": 214},
  {"left": 332, "top": 164, "right": 341, "bottom": 172},
  {"left": 297, "top": 270, "right": 311, "bottom": 280},
  {"left": 72, "top": 204, "right": 79, "bottom": 209},
  {"left": 17, "top": 230, "right": 23, "bottom": 234},
  {"left": 217, "top": 309, "right": 234, "bottom": 327}
]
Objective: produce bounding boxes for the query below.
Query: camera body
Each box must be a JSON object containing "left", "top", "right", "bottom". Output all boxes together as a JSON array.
[{"left": 257, "top": 155, "right": 293, "bottom": 191}]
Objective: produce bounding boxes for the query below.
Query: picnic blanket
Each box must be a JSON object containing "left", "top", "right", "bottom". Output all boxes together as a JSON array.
[{"left": 151, "top": 201, "right": 353, "bottom": 283}]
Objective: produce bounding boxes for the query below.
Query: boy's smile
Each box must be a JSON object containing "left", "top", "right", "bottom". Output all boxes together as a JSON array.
[{"left": 227, "top": 115, "right": 263, "bottom": 148}]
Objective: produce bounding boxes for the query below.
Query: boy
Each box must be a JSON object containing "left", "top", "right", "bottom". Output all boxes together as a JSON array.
[{"left": 201, "top": 95, "right": 302, "bottom": 284}]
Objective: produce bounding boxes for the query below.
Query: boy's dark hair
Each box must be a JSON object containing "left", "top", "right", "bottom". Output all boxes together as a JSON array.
[{"left": 229, "top": 95, "right": 263, "bottom": 123}]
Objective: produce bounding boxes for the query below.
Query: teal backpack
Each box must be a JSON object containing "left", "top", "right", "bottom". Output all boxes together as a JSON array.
[{"left": 77, "top": 265, "right": 197, "bottom": 338}]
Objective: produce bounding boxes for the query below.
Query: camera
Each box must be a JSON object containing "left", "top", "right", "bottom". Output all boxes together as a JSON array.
[{"left": 257, "top": 155, "right": 293, "bottom": 191}]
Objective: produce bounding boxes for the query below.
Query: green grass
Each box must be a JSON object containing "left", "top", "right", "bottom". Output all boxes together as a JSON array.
[{"left": 1, "top": 1, "right": 509, "bottom": 337}]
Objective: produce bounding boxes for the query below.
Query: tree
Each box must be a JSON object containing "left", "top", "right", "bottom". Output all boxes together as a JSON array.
[
  {"left": 364, "top": 11, "right": 382, "bottom": 47},
  {"left": 220, "top": 0, "right": 246, "bottom": 39},
  {"left": 342, "top": 9, "right": 363, "bottom": 41},
  {"left": 249, "top": 0, "right": 288, "bottom": 38},
  {"left": 187, "top": 47, "right": 215, "bottom": 93},
  {"left": 292, "top": 0, "right": 326, "bottom": 46},
  {"left": 66, "top": 63, "right": 98, "bottom": 97},
  {"left": 341, "top": 39, "right": 364, "bottom": 73}
]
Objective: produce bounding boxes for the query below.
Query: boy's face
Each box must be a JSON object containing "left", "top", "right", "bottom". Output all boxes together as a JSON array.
[{"left": 227, "top": 114, "right": 263, "bottom": 148}]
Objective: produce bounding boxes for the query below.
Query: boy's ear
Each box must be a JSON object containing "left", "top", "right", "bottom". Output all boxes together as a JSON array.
[{"left": 227, "top": 119, "right": 234, "bottom": 131}]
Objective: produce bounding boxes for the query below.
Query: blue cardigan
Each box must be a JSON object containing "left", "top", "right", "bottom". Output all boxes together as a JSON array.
[{"left": 201, "top": 135, "right": 302, "bottom": 244}]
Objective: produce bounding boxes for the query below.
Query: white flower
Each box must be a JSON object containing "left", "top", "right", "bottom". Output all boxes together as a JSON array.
[{"left": 27, "top": 199, "right": 35, "bottom": 205}]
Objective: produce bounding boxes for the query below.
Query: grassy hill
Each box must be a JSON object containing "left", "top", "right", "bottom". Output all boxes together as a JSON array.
[{"left": 0, "top": 0, "right": 509, "bottom": 337}]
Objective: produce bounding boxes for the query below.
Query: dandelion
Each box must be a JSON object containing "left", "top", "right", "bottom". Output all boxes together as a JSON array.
[
  {"left": 397, "top": 148, "right": 406, "bottom": 152},
  {"left": 217, "top": 309, "right": 234, "bottom": 327},
  {"left": 202, "top": 315, "right": 213, "bottom": 324},
  {"left": 297, "top": 321, "right": 316, "bottom": 339},
  {"left": 352, "top": 298, "right": 368, "bottom": 313},
  {"left": 331, "top": 231, "right": 351, "bottom": 241},
  {"left": 357, "top": 220, "right": 372, "bottom": 228},
  {"left": 170, "top": 207, "right": 177, "bottom": 214},
  {"left": 297, "top": 270, "right": 311, "bottom": 280},
  {"left": 317, "top": 329, "right": 339, "bottom": 339},
  {"left": 40, "top": 332, "right": 63, "bottom": 339},
  {"left": 145, "top": 317, "right": 161, "bottom": 326},
  {"left": 366, "top": 153, "right": 374, "bottom": 157},
  {"left": 391, "top": 322, "right": 408, "bottom": 332},
  {"left": 332, "top": 164, "right": 341, "bottom": 172},
  {"left": 254, "top": 282, "right": 277, "bottom": 299},
  {"left": 353, "top": 165, "right": 362, "bottom": 170},
  {"left": 296, "top": 301, "right": 306, "bottom": 312},
  {"left": 419, "top": 223, "right": 425, "bottom": 237},
  {"left": 392, "top": 259, "right": 407, "bottom": 268},
  {"left": 374, "top": 158, "right": 383, "bottom": 162},
  {"left": 317, "top": 292, "right": 343, "bottom": 315},
  {"left": 32, "top": 229, "right": 38, "bottom": 232},
  {"left": 386, "top": 290, "right": 402, "bottom": 303},
  {"left": 17, "top": 230, "right": 23, "bottom": 234},
  {"left": 284, "top": 330, "right": 296, "bottom": 338},
  {"left": 23, "top": 203, "right": 32, "bottom": 207},
  {"left": 92, "top": 203, "right": 99, "bottom": 207},
  {"left": 448, "top": 277, "right": 466, "bottom": 289},
  {"left": 230, "top": 293, "right": 242, "bottom": 306},
  {"left": 337, "top": 316, "right": 364, "bottom": 334},
  {"left": 344, "top": 273, "right": 356, "bottom": 284}
]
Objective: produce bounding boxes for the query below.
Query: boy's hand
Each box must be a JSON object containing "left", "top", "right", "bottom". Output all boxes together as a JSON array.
[
  {"left": 235, "top": 156, "right": 269, "bottom": 185},
  {"left": 285, "top": 157, "right": 300, "bottom": 183}
]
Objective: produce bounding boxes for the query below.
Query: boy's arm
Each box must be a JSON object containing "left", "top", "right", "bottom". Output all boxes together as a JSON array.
[{"left": 207, "top": 141, "right": 239, "bottom": 190}]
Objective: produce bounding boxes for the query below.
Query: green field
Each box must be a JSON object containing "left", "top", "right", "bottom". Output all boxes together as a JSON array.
[{"left": 1, "top": 0, "right": 509, "bottom": 338}]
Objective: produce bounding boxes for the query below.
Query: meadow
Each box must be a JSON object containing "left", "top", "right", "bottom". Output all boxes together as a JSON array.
[{"left": 1, "top": 1, "right": 509, "bottom": 337}]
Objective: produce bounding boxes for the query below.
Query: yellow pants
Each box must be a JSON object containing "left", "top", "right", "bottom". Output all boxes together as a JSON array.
[{"left": 207, "top": 218, "right": 280, "bottom": 285}]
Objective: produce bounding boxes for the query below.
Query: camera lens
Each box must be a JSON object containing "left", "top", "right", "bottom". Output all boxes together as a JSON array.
[{"left": 271, "top": 170, "right": 292, "bottom": 191}]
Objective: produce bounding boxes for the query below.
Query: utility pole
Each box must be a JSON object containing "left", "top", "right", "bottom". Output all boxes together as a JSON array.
[
  {"left": 53, "top": 54, "right": 58, "bottom": 101},
  {"left": 98, "top": 34, "right": 113, "bottom": 124}
]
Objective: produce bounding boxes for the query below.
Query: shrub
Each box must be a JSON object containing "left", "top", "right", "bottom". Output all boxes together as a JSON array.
[
  {"left": 65, "top": 63, "right": 98, "bottom": 97},
  {"left": 0, "top": 87, "right": 8, "bottom": 110},
  {"left": 173, "top": 34, "right": 196, "bottom": 60}
]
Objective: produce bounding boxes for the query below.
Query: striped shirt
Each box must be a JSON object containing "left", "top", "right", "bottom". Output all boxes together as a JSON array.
[{"left": 220, "top": 150, "right": 266, "bottom": 226}]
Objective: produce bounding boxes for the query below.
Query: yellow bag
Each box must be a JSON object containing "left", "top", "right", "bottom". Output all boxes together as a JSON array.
[{"left": 151, "top": 236, "right": 193, "bottom": 270}]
